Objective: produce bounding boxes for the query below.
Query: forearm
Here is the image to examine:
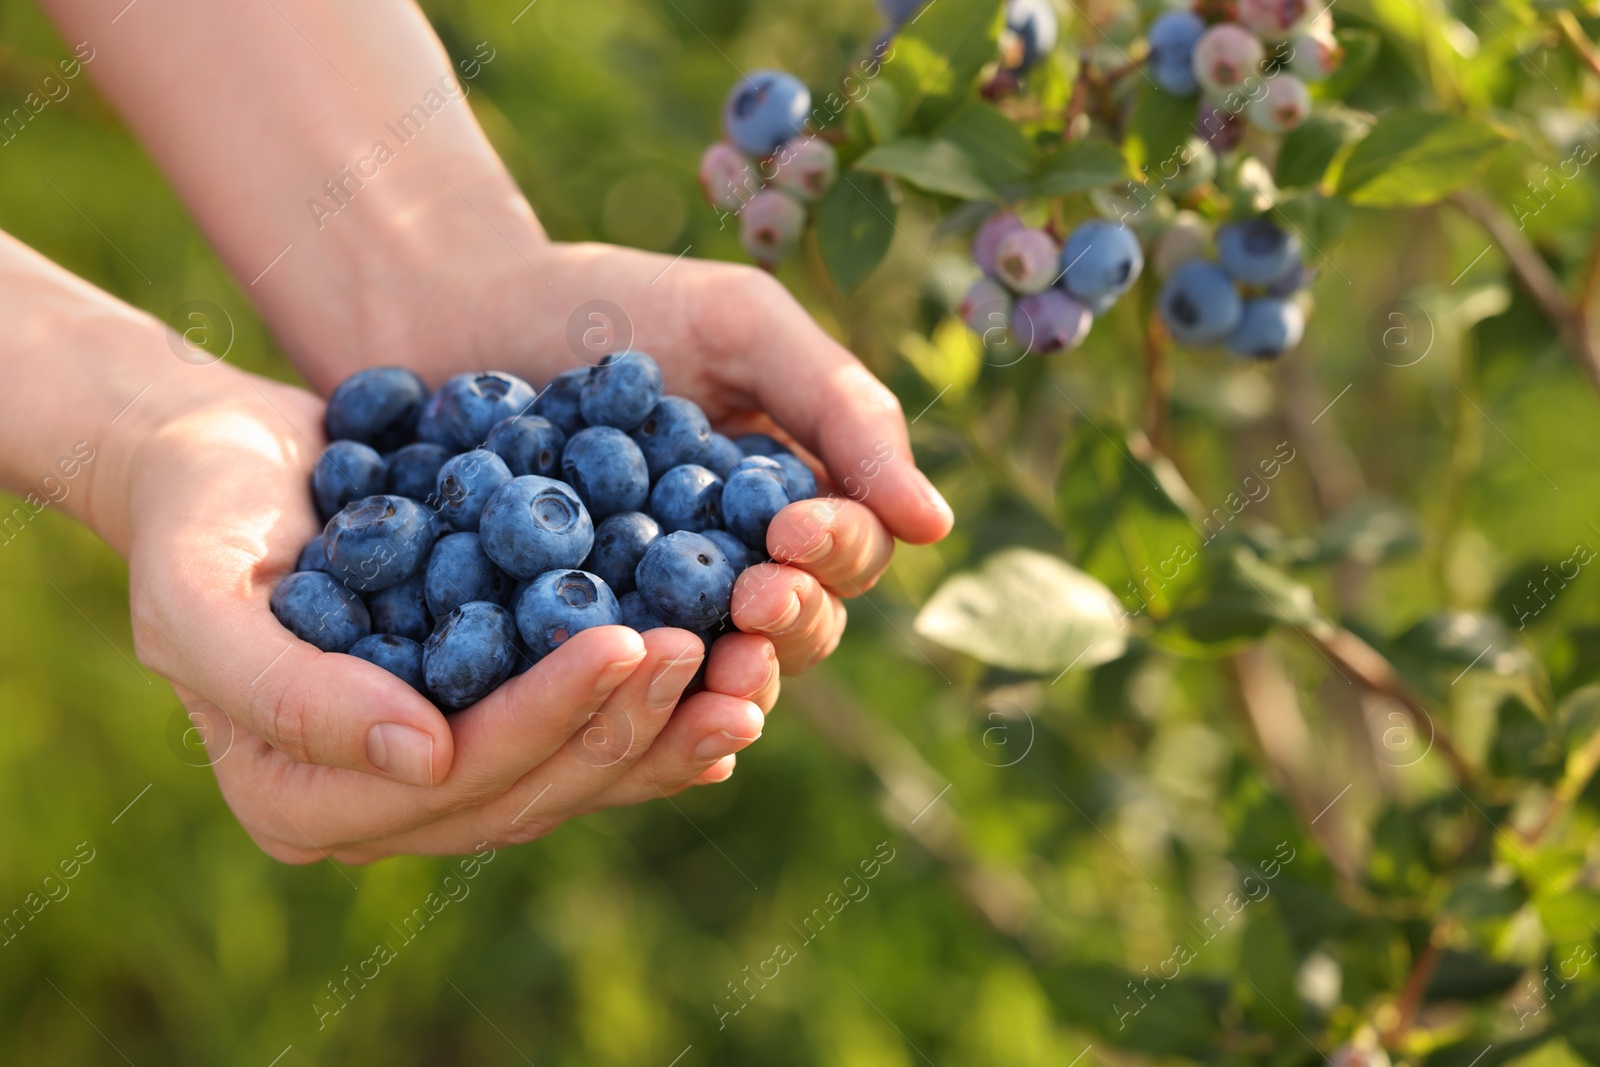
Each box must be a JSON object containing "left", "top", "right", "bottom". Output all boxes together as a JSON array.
[{"left": 39, "top": 0, "right": 544, "bottom": 390}]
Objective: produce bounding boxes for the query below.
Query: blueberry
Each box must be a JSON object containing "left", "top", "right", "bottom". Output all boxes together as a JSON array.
[
  {"left": 417, "top": 371, "right": 537, "bottom": 452},
  {"left": 425, "top": 531, "right": 515, "bottom": 619},
  {"left": 699, "top": 141, "right": 759, "bottom": 212},
  {"left": 323, "top": 494, "right": 435, "bottom": 593},
  {"left": 722, "top": 69, "right": 811, "bottom": 157},
  {"left": 1147, "top": 11, "right": 1206, "bottom": 95},
  {"left": 960, "top": 277, "right": 1013, "bottom": 337},
  {"left": 739, "top": 189, "right": 806, "bottom": 266},
  {"left": 1001, "top": 0, "right": 1058, "bottom": 72},
  {"left": 1245, "top": 72, "right": 1311, "bottom": 134},
  {"left": 972, "top": 212, "right": 1026, "bottom": 278},
  {"left": 1010, "top": 289, "right": 1093, "bottom": 354},
  {"left": 702, "top": 529, "right": 754, "bottom": 572},
  {"left": 1216, "top": 218, "right": 1301, "bottom": 286},
  {"left": 561, "top": 426, "right": 650, "bottom": 520},
  {"left": 631, "top": 397, "right": 713, "bottom": 481},
  {"left": 436, "top": 449, "right": 514, "bottom": 532},
  {"left": 618, "top": 590, "right": 666, "bottom": 631},
  {"left": 730, "top": 454, "right": 786, "bottom": 480},
  {"left": 1266, "top": 258, "right": 1315, "bottom": 296},
  {"left": 1289, "top": 26, "right": 1341, "bottom": 82},
  {"left": 1061, "top": 220, "right": 1144, "bottom": 305},
  {"left": 1224, "top": 297, "right": 1305, "bottom": 359},
  {"left": 993, "top": 228, "right": 1060, "bottom": 294},
  {"left": 385, "top": 442, "right": 451, "bottom": 503},
  {"left": 324, "top": 367, "right": 429, "bottom": 452},
  {"left": 877, "top": 0, "right": 926, "bottom": 27},
  {"left": 349, "top": 633, "right": 426, "bottom": 693},
  {"left": 486, "top": 415, "right": 567, "bottom": 479},
  {"left": 514, "top": 570, "right": 622, "bottom": 660},
  {"left": 635, "top": 531, "right": 738, "bottom": 631},
  {"left": 270, "top": 571, "right": 370, "bottom": 652},
  {"left": 422, "top": 601, "right": 521, "bottom": 710},
  {"left": 478, "top": 476, "right": 596, "bottom": 580},
  {"left": 770, "top": 454, "right": 819, "bottom": 500},
  {"left": 770, "top": 136, "right": 838, "bottom": 202},
  {"left": 1158, "top": 260, "right": 1244, "bottom": 345},
  {"left": 735, "top": 433, "right": 790, "bottom": 457},
  {"left": 585, "top": 511, "right": 661, "bottom": 595},
  {"left": 295, "top": 533, "right": 331, "bottom": 574},
  {"left": 312, "top": 441, "right": 387, "bottom": 521},
  {"left": 368, "top": 574, "right": 430, "bottom": 641},
  {"left": 532, "top": 368, "right": 589, "bottom": 437},
  {"left": 721, "top": 467, "right": 790, "bottom": 550},
  {"left": 579, "top": 351, "right": 663, "bottom": 431},
  {"left": 1193, "top": 24, "right": 1264, "bottom": 99},
  {"left": 1239, "top": 0, "right": 1313, "bottom": 38},
  {"left": 702, "top": 433, "right": 744, "bottom": 480},
  {"left": 650, "top": 464, "right": 724, "bottom": 533}
]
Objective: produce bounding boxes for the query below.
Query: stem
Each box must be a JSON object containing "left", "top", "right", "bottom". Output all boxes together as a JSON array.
[
  {"left": 1519, "top": 722, "right": 1600, "bottom": 844},
  {"left": 1383, "top": 931, "right": 1446, "bottom": 1046},
  {"left": 1143, "top": 315, "right": 1172, "bottom": 453},
  {"left": 1557, "top": 11, "right": 1600, "bottom": 82}
]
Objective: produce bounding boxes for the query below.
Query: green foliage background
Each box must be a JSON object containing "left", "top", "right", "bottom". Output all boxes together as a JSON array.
[{"left": 4, "top": 0, "right": 1600, "bottom": 1063}]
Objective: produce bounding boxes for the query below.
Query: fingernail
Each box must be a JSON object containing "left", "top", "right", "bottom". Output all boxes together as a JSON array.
[
  {"left": 647, "top": 652, "right": 704, "bottom": 711},
  {"left": 593, "top": 656, "right": 639, "bottom": 699},
  {"left": 790, "top": 531, "right": 834, "bottom": 565},
  {"left": 755, "top": 593, "right": 803, "bottom": 634},
  {"left": 367, "top": 723, "right": 435, "bottom": 787},
  {"left": 918, "top": 473, "right": 953, "bottom": 523},
  {"left": 693, "top": 727, "right": 762, "bottom": 761}
]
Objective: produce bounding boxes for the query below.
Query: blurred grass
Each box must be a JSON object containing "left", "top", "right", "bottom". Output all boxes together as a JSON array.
[{"left": 3, "top": 0, "right": 1600, "bottom": 1063}]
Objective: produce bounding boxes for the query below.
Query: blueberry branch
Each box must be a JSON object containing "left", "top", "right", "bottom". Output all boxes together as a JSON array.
[{"left": 1556, "top": 11, "right": 1600, "bottom": 84}]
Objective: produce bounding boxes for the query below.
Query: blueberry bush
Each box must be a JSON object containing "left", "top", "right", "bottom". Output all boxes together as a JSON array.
[{"left": 6, "top": 0, "right": 1600, "bottom": 1064}]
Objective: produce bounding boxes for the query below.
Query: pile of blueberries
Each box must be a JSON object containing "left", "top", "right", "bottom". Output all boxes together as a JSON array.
[
  {"left": 958, "top": 213, "right": 1145, "bottom": 355},
  {"left": 1155, "top": 215, "right": 1309, "bottom": 358},
  {"left": 1147, "top": 1, "right": 1343, "bottom": 143},
  {"left": 698, "top": 71, "right": 838, "bottom": 268},
  {"left": 272, "top": 353, "right": 817, "bottom": 710}
]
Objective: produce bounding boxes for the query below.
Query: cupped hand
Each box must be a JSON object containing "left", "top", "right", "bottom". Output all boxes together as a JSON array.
[{"left": 118, "top": 370, "right": 776, "bottom": 861}]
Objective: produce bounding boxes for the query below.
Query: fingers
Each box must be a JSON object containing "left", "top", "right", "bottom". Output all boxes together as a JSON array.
[
  {"left": 766, "top": 497, "right": 895, "bottom": 598},
  {"left": 583, "top": 690, "right": 766, "bottom": 810},
  {"left": 730, "top": 562, "right": 846, "bottom": 674}
]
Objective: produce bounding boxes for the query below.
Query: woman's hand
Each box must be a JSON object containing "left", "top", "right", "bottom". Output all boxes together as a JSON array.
[{"left": 119, "top": 371, "right": 777, "bottom": 861}]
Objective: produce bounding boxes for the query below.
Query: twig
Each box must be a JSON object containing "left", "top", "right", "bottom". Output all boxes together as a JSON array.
[
  {"left": 1382, "top": 923, "right": 1447, "bottom": 1047},
  {"left": 1557, "top": 11, "right": 1600, "bottom": 83},
  {"left": 1519, "top": 720, "right": 1600, "bottom": 844},
  {"left": 1142, "top": 316, "right": 1172, "bottom": 453}
]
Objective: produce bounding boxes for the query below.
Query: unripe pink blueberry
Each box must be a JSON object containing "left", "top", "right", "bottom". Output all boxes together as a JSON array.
[
  {"left": 1238, "top": 0, "right": 1313, "bottom": 39},
  {"left": 699, "top": 142, "right": 758, "bottom": 212},
  {"left": 1194, "top": 24, "right": 1264, "bottom": 99},
  {"left": 994, "top": 228, "right": 1060, "bottom": 294},
  {"left": 1010, "top": 289, "right": 1092, "bottom": 354},
  {"left": 1246, "top": 72, "right": 1311, "bottom": 133},
  {"left": 959, "top": 277, "right": 1013, "bottom": 339},
  {"left": 771, "top": 136, "right": 839, "bottom": 201},
  {"left": 1152, "top": 211, "right": 1211, "bottom": 277},
  {"left": 1289, "top": 26, "right": 1342, "bottom": 81},
  {"left": 739, "top": 189, "right": 806, "bottom": 265},
  {"left": 972, "top": 212, "right": 1026, "bottom": 278}
]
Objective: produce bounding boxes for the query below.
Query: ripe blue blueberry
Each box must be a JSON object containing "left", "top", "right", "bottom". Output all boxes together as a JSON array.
[
  {"left": 721, "top": 467, "right": 791, "bottom": 550},
  {"left": 1266, "top": 258, "right": 1315, "bottom": 296},
  {"left": 722, "top": 70, "right": 811, "bottom": 157},
  {"left": 478, "top": 476, "right": 596, "bottom": 580},
  {"left": 514, "top": 569, "right": 622, "bottom": 660},
  {"left": 323, "top": 494, "right": 435, "bottom": 593},
  {"left": 312, "top": 440, "right": 386, "bottom": 521},
  {"left": 422, "top": 601, "right": 521, "bottom": 710},
  {"left": 1061, "top": 220, "right": 1144, "bottom": 305},
  {"left": 436, "top": 449, "right": 513, "bottom": 532},
  {"left": 1010, "top": 289, "right": 1093, "bottom": 354},
  {"left": 532, "top": 367, "right": 589, "bottom": 437},
  {"left": 368, "top": 574, "right": 430, "bottom": 641},
  {"left": 384, "top": 442, "right": 451, "bottom": 503},
  {"left": 486, "top": 414, "right": 567, "bottom": 479},
  {"left": 730, "top": 455, "right": 785, "bottom": 480},
  {"left": 1158, "top": 260, "right": 1244, "bottom": 345},
  {"left": 770, "top": 454, "right": 819, "bottom": 501},
  {"left": 1224, "top": 297, "right": 1305, "bottom": 359},
  {"left": 702, "top": 433, "right": 744, "bottom": 480},
  {"left": 349, "top": 633, "right": 426, "bottom": 693},
  {"left": 650, "top": 464, "right": 724, "bottom": 533},
  {"left": 417, "top": 371, "right": 537, "bottom": 452},
  {"left": 1147, "top": 11, "right": 1206, "bottom": 95},
  {"left": 631, "top": 397, "right": 713, "bottom": 480},
  {"left": 585, "top": 511, "right": 661, "bottom": 595},
  {"left": 877, "top": 0, "right": 926, "bottom": 27},
  {"left": 735, "top": 433, "right": 789, "bottom": 457},
  {"left": 579, "top": 351, "right": 663, "bottom": 431},
  {"left": 618, "top": 590, "right": 666, "bottom": 632},
  {"left": 324, "top": 367, "right": 429, "bottom": 452},
  {"left": 295, "top": 533, "right": 331, "bottom": 574},
  {"left": 702, "top": 529, "right": 754, "bottom": 572},
  {"left": 425, "top": 531, "right": 515, "bottom": 620},
  {"left": 1001, "top": 0, "right": 1058, "bottom": 71},
  {"left": 1216, "top": 218, "right": 1301, "bottom": 285},
  {"left": 270, "top": 570, "right": 370, "bottom": 652},
  {"left": 561, "top": 426, "right": 650, "bottom": 520},
  {"left": 635, "top": 531, "right": 738, "bottom": 631}
]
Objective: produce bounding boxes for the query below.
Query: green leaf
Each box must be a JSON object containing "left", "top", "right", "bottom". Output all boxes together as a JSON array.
[
  {"left": 1039, "top": 965, "right": 1224, "bottom": 1056},
  {"left": 1316, "top": 29, "right": 1381, "bottom": 101},
  {"left": 815, "top": 172, "right": 897, "bottom": 294},
  {"left": 938, "top": 102, "right": 1038, "bottom": 192},
  {"left": 1276, "top": 109, "right": 1371, "bottom": 189},
  {"left": 1125, "top": 87, "right": 1196, "bottom": 175},
  {"left": 1238, "top": 907, "right": 1302, "bottom": 1036},
  {"left": 856, "top": 78, "right": 903, "bottom": 144},
  {"left": 1425, "top": 1033, "right": 1555, "bottom": 1067},
  {"left": 1423, "top": 949, "right": 1526, "bottom": 1003},
  {"left": 880, "top": 0, "right": 1005, "bottom": 131},
  {"left": 1163, "top": 547, "right": 1328, "bottom": 652},
  {"left": 1032, "top": 140, "right": 1131, "bottom": 198},
  {"left": 1338, "top": 108, "right": 1508, "bottom": 208},
  {"left": 1311, "top": 499, "right": 1421, "bottom": 566},
  {"left": 913, "top": 547, "right": 1129, "bottom": 674},
  {"left": 854, "top": 137, "right": 998, "bottom": 200},
  {"left": 1272, "top": 190, "right": 1349, "bottom": 254}
]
